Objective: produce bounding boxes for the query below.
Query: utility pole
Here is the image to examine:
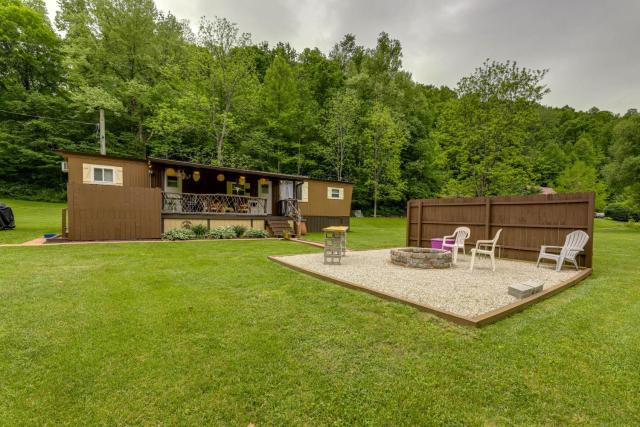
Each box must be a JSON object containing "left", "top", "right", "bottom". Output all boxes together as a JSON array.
[{"left": 99, "top": 109, "right": 106, "bottom": 155}]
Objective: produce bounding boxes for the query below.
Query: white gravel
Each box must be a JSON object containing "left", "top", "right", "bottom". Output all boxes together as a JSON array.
[{"left": 273, "top": 249, "right": 581, "bottom": 318}]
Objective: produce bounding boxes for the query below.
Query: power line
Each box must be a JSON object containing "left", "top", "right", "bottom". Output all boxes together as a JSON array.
[{"left": 0, "top": 109, "right": 98, "bottom": 125}]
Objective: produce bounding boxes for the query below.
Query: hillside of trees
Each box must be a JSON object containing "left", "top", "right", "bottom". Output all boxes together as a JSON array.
[{"left": 1, "top": 0, "right": 638, "bottom": 217}]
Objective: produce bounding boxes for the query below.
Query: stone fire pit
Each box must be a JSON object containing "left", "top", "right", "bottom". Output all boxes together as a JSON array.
[{"left": 390, "top": 247, "right": 452, "bottom": 269}]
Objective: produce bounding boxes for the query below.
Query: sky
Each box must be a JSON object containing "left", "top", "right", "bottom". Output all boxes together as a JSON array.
[{"left": 43, "top": 0, "right": 639, "bottom": 114}]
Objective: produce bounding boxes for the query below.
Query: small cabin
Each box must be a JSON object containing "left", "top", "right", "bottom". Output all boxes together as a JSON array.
[{"left": 58, "top": 151, "right": 353, "bottom": 241}]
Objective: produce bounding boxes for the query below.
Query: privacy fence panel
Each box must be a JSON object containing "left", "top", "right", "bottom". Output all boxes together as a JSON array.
[
  {"left": 67, "top": 183, "right": 162, "bottom": 241},
  {"left": 407, "top": 192, "right": 595, "bottom": 268}
]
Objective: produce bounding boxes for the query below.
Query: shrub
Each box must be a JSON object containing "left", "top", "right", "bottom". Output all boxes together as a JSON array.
[
  {"left": 604, "top": 203, "right": 637, "bottom": 222},
  {"left": 206, "top": 226, "right": 236, "bottom": 239},
  {"left": 231, "top": 224, "right": 248, "bottom": 237},
  {"left": 162, "top": 228, "right": 196, "bottom": 240},
  {"left": 191, "top": 224, "right": 208, "bottom": 238},
  {"left": 243, "top": 228, "right": 269, "bottom": 238}
]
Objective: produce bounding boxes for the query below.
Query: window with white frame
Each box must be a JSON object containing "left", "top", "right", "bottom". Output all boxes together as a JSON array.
[
  {"left": 93, "top": 167, "right": 114, "bottom": 183},
  {"left": 327, "top": 186, "right": 344, "bottom": 200},
  {"left": 82, "top": 163, "right": 123, "bottom": 186}
]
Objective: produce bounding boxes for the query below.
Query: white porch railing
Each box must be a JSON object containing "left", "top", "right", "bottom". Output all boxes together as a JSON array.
[
  {"left": 162, "top": 192, "right": 268, "bottom": 215},
  {"left": 278, "top": 198, "right": 302, "bottom": 221}
]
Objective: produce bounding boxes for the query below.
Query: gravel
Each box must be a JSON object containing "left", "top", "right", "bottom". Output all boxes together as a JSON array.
[{"left": 273, "top": 249, "right": 580, "bottom": 318}]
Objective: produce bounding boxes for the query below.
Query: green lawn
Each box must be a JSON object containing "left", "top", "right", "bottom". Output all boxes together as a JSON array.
[
  {"left": 304, "top": 216, "right": 406, "bottom": 249},
  {"left": 0, "top": 198, "right": 65, "bottom": 244},
  {"left": 1, "top": 201, "right": 639, "bottom": 425}
]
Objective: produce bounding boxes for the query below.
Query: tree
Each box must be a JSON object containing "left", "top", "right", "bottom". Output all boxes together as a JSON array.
[
  {"left": 322, "top": 88, "right": 360, "bottom": 181},
  {"left": 261, "top": 55, "right": 299, "bottom": 172},
  {"left": 604, "top": 113, "right": 640, "bottom": 209},
  {"left": 556, "top": 160, "right": 607, "bottom": 211},
  {"left": 0, "top": 0, "right": 62, "bottom": 92},
  {"left": 362, "top": 103, "right": 406, "bottom": 217},
  {"left": 435, "top": 60, "right": 547, "bottom": 196},
  {"left": 198, "top": 17, "right": 255, "bottom": 165}
]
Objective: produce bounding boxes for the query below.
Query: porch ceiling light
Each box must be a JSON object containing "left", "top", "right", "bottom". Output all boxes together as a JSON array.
[
  {"left": 217, "top": 173, "right": 225, "bottom": 181},
  {"left": 166, "top": 168, "right": 176, "bottom": 177},
  {"left": 238, "top": 175, "right": 246, "bottom": 185},
  {"left": 193, "top": 170, "right": 201, "bottom": 182}
]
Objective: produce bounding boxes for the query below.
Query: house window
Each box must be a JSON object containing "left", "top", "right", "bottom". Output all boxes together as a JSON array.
[
  {"left": 82, "top": 164, "right": 122, "bottom": 186},
  {"left": 93, "top": 167, "right": 114, "bottom": 183},
  {"left": 327, "top": 186, "right": 344, "bottom": 200},
  {"left": 166, "top": 176, "right": 178, "bottom": 188}
]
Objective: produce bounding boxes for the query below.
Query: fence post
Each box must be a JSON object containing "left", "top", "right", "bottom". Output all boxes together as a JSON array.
[
  {"left": 586, "top": 192, "right": 595, "bottom": 268},
  {"left": 484, "top": 197, "right": 491, "bottom": 239},
  {"left": 61, "top": 208, "right": 67, "bottom": 237},
  {"left": 405, "top": 200, "right": 411, "bottom": 246},
  {"left": 417, "top": 201, "right": 423, "bottom": 247}
]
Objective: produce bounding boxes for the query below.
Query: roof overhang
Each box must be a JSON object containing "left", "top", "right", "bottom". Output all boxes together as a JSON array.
[{"left": 148, "top": 157, "right": 308, "bottom": 181}]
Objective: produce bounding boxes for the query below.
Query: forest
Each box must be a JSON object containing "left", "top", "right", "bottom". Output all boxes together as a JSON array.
[{"left": 1, "top": 0, "right": 639, "bottom": 218}]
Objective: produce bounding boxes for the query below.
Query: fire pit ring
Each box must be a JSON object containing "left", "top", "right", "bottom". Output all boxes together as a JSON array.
[{"left": 390, "top": 247, "right": 452, "bottom": 269}]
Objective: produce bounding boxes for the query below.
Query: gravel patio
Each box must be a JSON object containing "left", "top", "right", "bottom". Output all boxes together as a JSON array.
[{"left": 272, "top": 249, "right": 583, "bottom": 318}]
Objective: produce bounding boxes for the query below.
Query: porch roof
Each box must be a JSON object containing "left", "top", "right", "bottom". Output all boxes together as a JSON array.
[{"left": 148, "top": 157, "right": 308, "bottom": 181}]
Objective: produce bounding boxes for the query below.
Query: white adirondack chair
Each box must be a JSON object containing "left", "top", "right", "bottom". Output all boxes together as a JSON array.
[
  {"left": 536, "top": 230, "right": 589, "bottom": 272},
  {"left": 469, "top": 229, "right": 503, "bottom": 272},
  {"left": 442, "top": 227, "right": 470, "bottom": 264}
]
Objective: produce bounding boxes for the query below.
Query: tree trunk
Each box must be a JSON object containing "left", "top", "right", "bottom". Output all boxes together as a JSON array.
[{"left": 373, "top": 181, "right": 378, "bottom": 218}]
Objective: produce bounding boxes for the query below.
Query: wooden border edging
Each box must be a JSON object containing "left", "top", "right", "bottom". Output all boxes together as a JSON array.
[
  {"left": 268, "top": 256, "right": 593, "bottom": 327},
  {"left": 472, "top": 267, "right": 592, "bottom": 326}
]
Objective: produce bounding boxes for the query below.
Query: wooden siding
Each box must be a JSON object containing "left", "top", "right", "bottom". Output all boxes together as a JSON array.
[
  {"left": 406, "top": 192, "right": 595, "bottom": 268},
  {"left": 305, "top": 216, "right": 350, "bottom": 232},
  {"left": 298, "top": 180, "right": 353, "bottom": 217},
  {"left": 67, "top": 183, "right": 161, "bottom": 240},
  {"left": 66, "top": 153, "right": 149, "bottom": 188}
]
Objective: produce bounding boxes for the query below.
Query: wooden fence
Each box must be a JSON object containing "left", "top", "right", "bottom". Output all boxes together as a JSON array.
[
  {"left": 406, "top": 192, "right": 595, "bottom": 267},
  {"left": 67, "top": 183, "right": 162, "bottom": 241}
]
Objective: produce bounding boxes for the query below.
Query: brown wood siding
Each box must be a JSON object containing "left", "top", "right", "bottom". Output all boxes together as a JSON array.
[
  {"left": 299, "top": 180, "right": 353, "bottom": 217},
  {"left": 406, "top": 192, "right": 595, "bottom": 268},
  {"left": 67, "top": 182, "right": 161, "bottom": 240},
  {"left": 304, "top": 216, "right": 350, "bottom": 232},
  {"left": 66, "top": 153, "right": 149, "bottom": 188}
]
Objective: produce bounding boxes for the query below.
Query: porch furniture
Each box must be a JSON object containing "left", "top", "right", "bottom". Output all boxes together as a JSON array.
[
  {"left": 536, "top": 230, "right": 589, "bottom": 272},
  {"left": 442, "top": 227, "right": 470, "bottom": 264},
  {"left": 469, "top": 229, "right": 503, "bottom": 272}
]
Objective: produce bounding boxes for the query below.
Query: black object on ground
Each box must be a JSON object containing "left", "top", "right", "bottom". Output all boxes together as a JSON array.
[{"left": 0, "top": 203, "right": 15, "bottom": 230}]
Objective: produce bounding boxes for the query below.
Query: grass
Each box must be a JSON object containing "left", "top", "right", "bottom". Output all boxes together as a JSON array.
[
  {"left": 0, "top": 197, "right": 66, "bottom": 244},
  {"left": 304, "top": 216, "right": 406, "bottom": 249},
  {"left": 1, "top": 200, "right": 639, "bottom": 425}
]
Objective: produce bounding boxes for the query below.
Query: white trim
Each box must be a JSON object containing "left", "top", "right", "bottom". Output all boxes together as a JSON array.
[
  {"left": 298, "top": 181, "right": 309, "bottom": 202},
  {"left": 82, "top": 163, "right": 122, "bottom": 186},
  {"left": 327, "top": 186, "right": 344, "bottom": 200}
]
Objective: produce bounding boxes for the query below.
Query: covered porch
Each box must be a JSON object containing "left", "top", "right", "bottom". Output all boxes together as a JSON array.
[{"left": 149, "top": 158, "right": 305, "bottom": 219}]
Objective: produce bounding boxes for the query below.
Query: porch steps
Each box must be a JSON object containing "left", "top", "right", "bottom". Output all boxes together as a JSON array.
[{"left": 267, "top": 217, "right": 296, "bottom": 238}]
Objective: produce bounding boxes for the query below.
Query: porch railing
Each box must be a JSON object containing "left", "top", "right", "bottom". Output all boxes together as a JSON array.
[
  {"left": 279, "top": 198, "right": 302, "bottom": 221},
  {"left": 162, "top": 192, "right": 268, "bottom": 215}
]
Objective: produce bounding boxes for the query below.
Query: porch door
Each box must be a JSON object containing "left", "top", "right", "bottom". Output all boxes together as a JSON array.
[
  {"left": 258, "top": 180, "right": 272, "bottom": 215},
  {"left": 163, "top": 170, "right": 183, "bottom": 212}
]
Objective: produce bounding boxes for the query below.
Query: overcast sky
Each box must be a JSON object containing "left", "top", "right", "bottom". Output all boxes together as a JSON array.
[{"left": 44, "top": 0, "right": 639, "bottom": 114}]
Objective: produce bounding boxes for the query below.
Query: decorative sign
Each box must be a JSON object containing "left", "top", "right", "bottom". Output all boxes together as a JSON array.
[
  {"left": 259, "top": 178, "right": 269, "bottom": 185},
  {"left": 165, "top": 168, "right": 176, "bottom": 177},
  {"left": 238, "top": 175, "right": 246, "bottom": 186}
]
